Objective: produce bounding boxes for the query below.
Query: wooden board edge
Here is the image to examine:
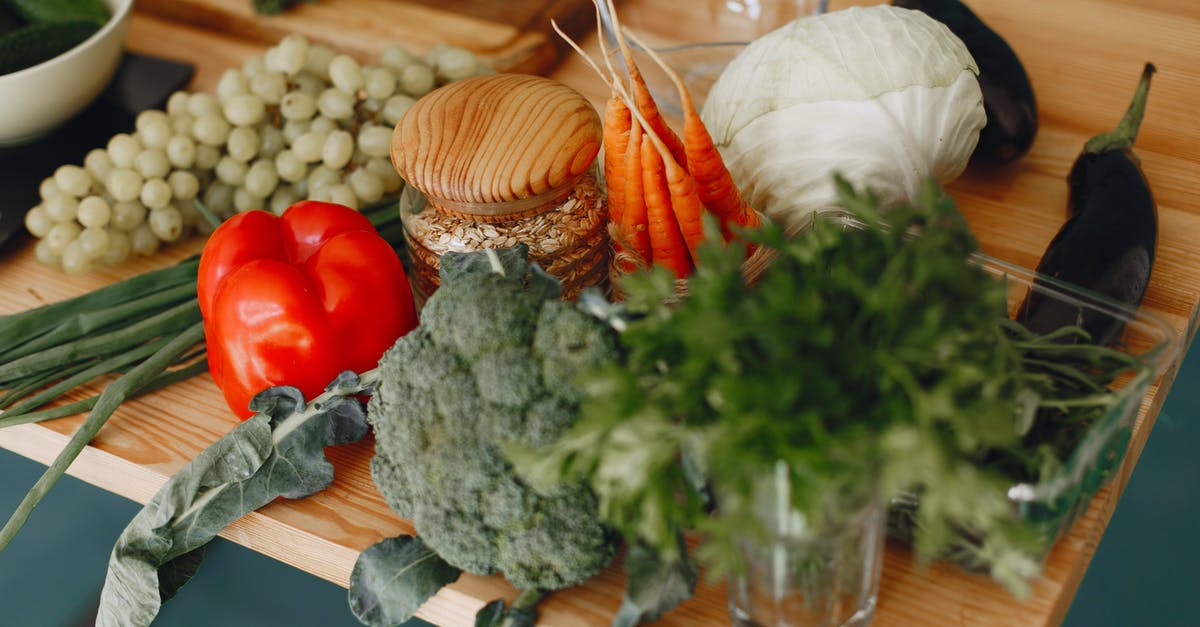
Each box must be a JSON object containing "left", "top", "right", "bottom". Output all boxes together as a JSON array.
[{"left": 134, "top": 0, "right": 576, "bottom": 75}]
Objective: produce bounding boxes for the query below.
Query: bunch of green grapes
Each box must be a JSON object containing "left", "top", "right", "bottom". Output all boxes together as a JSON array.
[{"left": 23, "top": 36, "right": 489, "bottom": 274}]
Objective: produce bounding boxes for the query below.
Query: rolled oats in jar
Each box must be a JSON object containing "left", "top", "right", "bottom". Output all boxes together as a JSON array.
[{"left": 390, "top": 73, "right": 609, "bottom": 303}]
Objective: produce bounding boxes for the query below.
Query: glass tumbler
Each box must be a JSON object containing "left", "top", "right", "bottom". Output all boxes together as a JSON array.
[
  {"left": 598, "top": 1, "right": 828, "bottom": 115},
  {"left": 726, "top": 468, "right": 885, "bottom": 627}
]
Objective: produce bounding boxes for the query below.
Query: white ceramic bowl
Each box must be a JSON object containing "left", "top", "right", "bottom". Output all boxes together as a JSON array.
[{"left": 0, "top": 0, "right": 134, "bottom": 146}]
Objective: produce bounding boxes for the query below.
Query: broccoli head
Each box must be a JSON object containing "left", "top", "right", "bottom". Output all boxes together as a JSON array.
[{"left": 367, "top": 247, "right": 620, "bottom": 591}]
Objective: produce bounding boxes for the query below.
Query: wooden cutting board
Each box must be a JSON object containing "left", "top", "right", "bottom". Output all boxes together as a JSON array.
[{"left": 135, "top": 0, "right": 595, "bottom": 73}]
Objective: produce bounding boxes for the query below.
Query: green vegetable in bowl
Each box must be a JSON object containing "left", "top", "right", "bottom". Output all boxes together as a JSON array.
[
  {"left": 0, "top": 0, "right": 112, "bottom": 77},
  {"left": 366, "top": 246, "right": 620, "bottom": 592},
  {"left": 0, "top": 19, "right": 101, "bottom": 76},
  {"left": 3, "top": 0, "right": 109, "bottom": 24}
]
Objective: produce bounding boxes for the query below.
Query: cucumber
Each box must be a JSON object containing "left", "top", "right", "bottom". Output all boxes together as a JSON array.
[
  {"left": 3, "top": 0, "right": 109, "bottom": 25},
  {"left": 0, "top": 18, "right": 100, "bottom": 76}
]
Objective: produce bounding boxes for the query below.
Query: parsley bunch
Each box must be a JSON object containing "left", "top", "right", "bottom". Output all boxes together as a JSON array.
[{"left": 511, "top": 177, "right": 1142, "bottom": 596}]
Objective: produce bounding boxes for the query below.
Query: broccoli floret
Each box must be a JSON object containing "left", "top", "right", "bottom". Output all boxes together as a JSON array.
[{"left": 367, "top": 249, "right": 620, "bottom": 591}]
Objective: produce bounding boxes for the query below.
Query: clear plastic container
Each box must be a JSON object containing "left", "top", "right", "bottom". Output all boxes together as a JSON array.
[{"left": 896, "top": 239, "right": 1177, "bottom": 572}]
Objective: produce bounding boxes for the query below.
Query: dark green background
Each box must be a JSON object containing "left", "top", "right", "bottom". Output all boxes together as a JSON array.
[{"left": 1, "top": 342, "right": 1195, "bottom": 626}]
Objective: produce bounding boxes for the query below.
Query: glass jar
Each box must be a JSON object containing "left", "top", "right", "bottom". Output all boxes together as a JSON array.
[
  {"left": 727, "top": 466, "right": 885, "bottom": 627},
  {"left": 398, "top": 170, "right": 608, "bottom": 303},
  {"left": 390, "top": 73, "right": 609, "bottom": 304}
]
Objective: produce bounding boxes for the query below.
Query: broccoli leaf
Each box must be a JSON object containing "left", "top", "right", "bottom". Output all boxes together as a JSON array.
[
  {"left": 473, "top": 589, "right": 545, "bottom": 627},
  {"left": 612, "top": 540, "right": 698, "bottom": 627},
  {"left": 96, "top": 370, "right": 376, "bottom": 627},
  {"left": 349, "top": 535, "right": 461, "bottom": 627},
  {"left": 157, "top": 546, "right": 205, "bottom": 603}
]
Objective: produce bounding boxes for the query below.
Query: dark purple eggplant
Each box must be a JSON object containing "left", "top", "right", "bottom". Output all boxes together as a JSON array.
[
  {"left": 893, "top": 0, "right": 1038, "bottom": 164},
  {"left": 1016, "top": 64, "right": 1157, "bottom": 346}
]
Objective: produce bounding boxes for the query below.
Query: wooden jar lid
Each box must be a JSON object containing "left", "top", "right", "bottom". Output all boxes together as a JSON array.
[{"left": 390, "top": 73, "right": 602, "bottom": 219}]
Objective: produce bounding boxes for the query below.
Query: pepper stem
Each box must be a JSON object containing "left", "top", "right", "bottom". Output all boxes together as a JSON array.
[{"left": 1084, "top": 63, "right": 1156, "bottom": 154}]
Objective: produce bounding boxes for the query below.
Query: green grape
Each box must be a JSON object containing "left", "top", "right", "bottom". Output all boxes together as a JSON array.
[
  {"left": 148, "top": 206, "right": 184, "bottom": 242},
  {"left": 363, "top": 66, "right": 397, "bottom": 101},
  {"left": 111, "top": 201, "right": 147, "bottom": 231},
  {"left": 54, "top": 165, "right": 92, "bottom": 198},
  {"left": 44, "top": 194, "right": 79, "bottom": 223},
  {"left": 24, "top": 205, "right": 52, "bottom": 238},
  {"left": 166, "top": 135, "right": 197, "bottom": 169},
  {"left": 77, "top": 196, "right": 112, "bottom": 228},
  {"left": 168, "top": 171, "right": 200, "bottom": 202},
  {"left": 224, "top": 93, "right": 267, "bottom": 127},
  {"left": 61, "top": 240, "right": 94, "bottom": 275},
  {"left": 107, "top": 134, "right": 141, "bottom": 169},
  {"left": 134, "top": 148, "right": 171, "bottom": 180},
  {"left": 140, "top": 178, "right": 173, "bottom": 210},
  {"left": 129, "top": 224, "right": 159, "bottom": 256},
  {"left": 107, "top": 169, "right": 144, "bottom": 203},
  {"left": 34, "top": 238, "right": 61, "bottom": 266},
  {"left": 77, "top": 227, "right": 111, "bottom": 260},
  {"left": 99, "top": 230, "right": 131, "bottom": 266},
  {"left": 321, "top": 130, "right": 354, "bottom": 169},
  {"left": 215, "top": 156, "right": 248, "bottom": 187},
  {"left": 44, "top": 222, "right": 82, "bottom": 255},
  {"left": 329, "top": 55, "right": 365, "bottom": 95},
  {"left": 244, "top": 159, "right": 279, "bottom": 199},
  {"left": 227, "top": 126, "right": 261, "bottom": 162},
  {"left": 84, "top": 149, "right": 114, "bottom": 182}
]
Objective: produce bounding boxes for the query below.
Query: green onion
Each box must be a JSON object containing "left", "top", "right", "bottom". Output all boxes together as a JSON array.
[{"left": 0, "top": 321, "right": 206, "bottom": 551}]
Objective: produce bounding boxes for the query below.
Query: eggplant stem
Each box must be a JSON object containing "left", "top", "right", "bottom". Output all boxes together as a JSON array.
[{"left": 1084, "top": 63, "right": 1156, "bottom": 154}]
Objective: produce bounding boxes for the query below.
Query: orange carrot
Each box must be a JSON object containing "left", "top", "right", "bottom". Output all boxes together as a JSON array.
[
  {"left": 622, "top": 119, "right": 651, "bottom": 267},
  {"left": 632, "top": 31, "right": 760, "bottom": 235},
  {"left": 605, "top": 0, "right": 687, "bottom": 169},
  {"left": 660, "top": 148, "right": 706, "bottom": 263},
  {"left": 551, "top": 16, "right": 635, "bottom": 233},
  {"left": 640, "top": 133, "right": 692, "bottom": 278},
  {"left": 603, "top": 96, "right": 632, "bottom": 227}
]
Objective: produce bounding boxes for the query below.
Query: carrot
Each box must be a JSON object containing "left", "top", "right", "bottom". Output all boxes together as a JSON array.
[
  {"left": 640, "top": 132, "right": 692, "bottom": 278},
  {"left": 604, "top": 0, "right": 687, "bottom": 169},
  {"left": 631, "top": 30, "right": 760, "bottom": 235},
  {"left": 621, "top": 118, "right": 651, "bottom": 267},
  {"left": 661, "top": 148, "right": 706, "bottom": 263},
  {"left": 602, "top": 96, "right": 631, "bottom": 222},
  {"left": 551, "top": 17, "right": 634, "bottom": 234}
]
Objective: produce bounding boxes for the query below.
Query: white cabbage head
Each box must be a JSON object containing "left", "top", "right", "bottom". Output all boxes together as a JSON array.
[{"left": 700, "top": 4, "right": 985, "bottom": 233}]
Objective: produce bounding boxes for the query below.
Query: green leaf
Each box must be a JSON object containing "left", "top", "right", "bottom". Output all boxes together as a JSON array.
[
  {"left": 4, "top": 0, "right": 108, "bottom": 23},
  {"left": 474, "top": 599, "right": 507, "bottom": 627},
  {"left": 158, "top": 547, "right": 205, "bottom": 603},
  {"left": 611, "top": 541, "right": 698, "bottom": 627},
  {"left": 348, "top": 535, "right": 461, "bottom": 627},
  {"left": 472, "top": 589, "right": 544, "bottom": 627},
  {"left": 96, "top": 370, "right": 376, "bottom": 627}
]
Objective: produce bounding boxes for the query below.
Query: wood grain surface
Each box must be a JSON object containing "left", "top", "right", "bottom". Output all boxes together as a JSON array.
[
  {"left": 1, "top": 1, "right": 1198, "bottom": 626},
  {"left": 134, "top": 0, "right": 595, "bottom": 74}
]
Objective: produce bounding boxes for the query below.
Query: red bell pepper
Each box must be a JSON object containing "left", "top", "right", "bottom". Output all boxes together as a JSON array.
[{"left": 197, "top": 201, "right": 417, "bottom": 419}]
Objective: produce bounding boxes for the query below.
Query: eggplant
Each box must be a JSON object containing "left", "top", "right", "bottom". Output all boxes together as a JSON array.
[
  {"left": 893, "top": 0, "right": 1038, "bottom": 164},
  {"left": 1016, "top": 64, "right": 1157, "bottom": 346}
]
